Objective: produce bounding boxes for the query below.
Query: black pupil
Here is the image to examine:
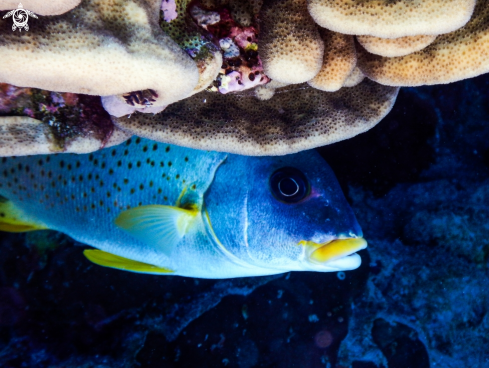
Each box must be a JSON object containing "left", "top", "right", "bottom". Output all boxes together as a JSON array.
[
  {"left": 270, "top": 167, "right": 309, "bottom": 203},
  {"left": 278, "top": 177, "right": 299, "bottom": 197}
]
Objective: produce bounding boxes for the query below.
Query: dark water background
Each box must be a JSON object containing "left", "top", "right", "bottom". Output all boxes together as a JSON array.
[{"left": 1, "top": 74, "right": 489, "bottom": 367}]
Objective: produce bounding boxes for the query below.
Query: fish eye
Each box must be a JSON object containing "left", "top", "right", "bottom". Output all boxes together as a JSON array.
[{"left": 270, "top": 167, "right": 309, "bottom": 203}]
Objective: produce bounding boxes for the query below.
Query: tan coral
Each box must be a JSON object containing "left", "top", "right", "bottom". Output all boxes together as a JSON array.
[
  {"left": 112, "top": 80, "right": 399, "bottom": 156},
  {"left": 308, "top": 29, "right": 356, "bottom": 92},
  {"left": 357, "top": 0, "right": 489, "bottom": 86},
  {"left": 343, "top": 67, "right": 365, "bottom": 88},
  {"left": 357, "top": 35, "right": 437, "bottom": 58},
  {"left": 258, "top": 0, "right": 324, "bottom": 84},
  {"left": 0, "top": 117, "right": 129, "bottom": 156},
  {"left": 307, "top": 0, "right": 476, "bottom": 39},
  {"left": 0, "top": 0, "right": 81, "bottom": 15},
  {"left": 0, "top": 0, "right": 199, "bottom": 108}
]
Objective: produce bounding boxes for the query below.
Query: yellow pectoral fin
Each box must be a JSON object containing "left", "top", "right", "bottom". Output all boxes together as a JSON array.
[
  {"left": 0, "top": 199, "right": 46, "bottom": 233},
  {"left": 83, "top": 249, "right": 174, "bottom": 274},
  {"left": 115, "top": 204, "right": 198, "bottom": 256}
]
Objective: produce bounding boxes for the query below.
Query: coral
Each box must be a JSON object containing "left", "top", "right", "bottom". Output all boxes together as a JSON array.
[
  {"left": 307, "top": 29, "right": 356, "bottom": 92},
  {"left": 357, "top": 34, "right": 438, "bottom": 58},
  {"left": 0, "top": 0, "right": 199, "bottom": 108},
  {"left": 0, "top": 0, "right": 81, "bottom": 16},
  {"left": 357, "top": 0, "right": 489, "bottom": 86},
  {"left": 307, "top": 0, "right": 476, "bottom": 38},
  {"left": 0, "top": 84, "right": 129, "bottom": 155},
  {"left": 258, "top": 0, "right": 324, "bottom": 84},
  {"left": 112, "top": 80, "right": 399, "bottom": 155}
]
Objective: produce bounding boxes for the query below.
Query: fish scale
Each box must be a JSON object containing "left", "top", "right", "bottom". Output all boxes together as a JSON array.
[
  {"left": 0, "top": 137, "right": 227, "bottom": 270},
  {"left": 0, "top": 138, "right": 367, "bottom": 278}
]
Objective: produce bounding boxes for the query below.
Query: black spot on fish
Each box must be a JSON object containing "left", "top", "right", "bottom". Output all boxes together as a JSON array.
[
  {"left": 135, "top": 137, "right": 141, "bottom": 144},
  {"left": 88, "top": 174, "right": 92, "bottom": 180},
  {"left": 117, "top": 160, "right": 122, "bottom": 167},
  {"left": 46, "top": 157, "right": 50, "bottom": 163},
  {"left": 164, "top": 196, "right": 168, "bottom": 201},
  {"left": 176, "top": 174, "right": 180, "bottom": 179},
  {"left": 88, "top": 154, "right": 94, "bottom": 162},
  {"left": 192, "top": 184, "right": 197, "bottom": 190},
  {"left": 124, "top": 149, "right": 129, "bottom": 156},
  {"left": 93, "top": 159, "right": 98, "bottom": 166},
  {"left": 60, "top": 161, "right": 65, "bottom": 168},
  {"left": 153, "top": 144, "right": 158, "bottom": 151},
  {"left": 160, "top": 162, "right": 164, "bottom": 167},
  {"left": 107, "top": 192, "right": 111, "bottom": 198},
  {"left": 137, "top": 161, "right": 141, "bottom": 168},
  {"left": 128, "top": 163, "right": 132, "bottom": 169},
  {"left": 109, "top": 169, "right": 114, "bottom": 175},
  {"left": 76, "top": 161, "right": 81, "bottom": 168},
  {"left": 111, "top": 150, "right": 117, "bottom": 156},
  {"left": 139, "top": 184, "right": 144, "bottom": 190},
  {"left": 79, "top": 175, "right": 83, "bottom": 182},
  {"left": 168, "top": 162, "right": 172, "bottom": 167},
  {"left": 143, "top": 146, "right": 148, "bottom": 152},
  {"left": 124, "top": 179, "right": 129, "bottom": 184},
  {"left": 126, "top": 138, "right": 132, "bottom": 146},
  {"left": 101, "top": 162, "right": 106, "bottom": 169},
  {"left": 185, "top": 157, "right": 189, "bottom": 162},
  {"left": 165, "top": 146, "right": 170, "bottom": 153},
  {"left": 130, "top": 188, "right": 135, "bottom": 194},
  {"left": 67, "top": 164, "right": 72, "bottom": 170},
  {"left": 38, "top": 159, "right": 43, "bottom": 166},
  {"left": 149, "top": 181, "right": 153, "bottom": 187}
]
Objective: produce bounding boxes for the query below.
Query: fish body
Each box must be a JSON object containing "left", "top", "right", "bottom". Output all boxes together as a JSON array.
[{"left": 0, "top": 138, "right": 366, "bottom": 278}]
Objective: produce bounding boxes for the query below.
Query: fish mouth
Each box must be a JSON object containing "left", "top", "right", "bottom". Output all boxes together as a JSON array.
[{"left": 299, "top": 237, "right": 368, "bottom": 271}]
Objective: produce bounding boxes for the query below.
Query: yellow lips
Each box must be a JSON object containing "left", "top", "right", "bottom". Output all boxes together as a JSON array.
[{"left": 299, "top": 237, "right": 368, "bottom": 264}]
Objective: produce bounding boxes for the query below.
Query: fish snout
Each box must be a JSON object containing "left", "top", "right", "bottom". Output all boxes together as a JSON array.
[{"left": 299, "top": 237, "right": 368, "bottom": 271}]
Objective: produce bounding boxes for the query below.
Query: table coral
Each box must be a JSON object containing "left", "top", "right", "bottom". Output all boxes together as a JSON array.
[{"left": 112, "top": 80, "right": 399, "bottom": 155}]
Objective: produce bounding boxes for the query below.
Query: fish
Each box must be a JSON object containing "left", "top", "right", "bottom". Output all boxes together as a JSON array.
[{"left": 0, "top": 137, "right": 367, "bottom": 278}]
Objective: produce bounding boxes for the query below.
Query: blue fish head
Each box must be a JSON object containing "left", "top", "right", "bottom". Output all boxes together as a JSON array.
[{"left": 204, "top": 150, "right": 366, "bottom": 274}]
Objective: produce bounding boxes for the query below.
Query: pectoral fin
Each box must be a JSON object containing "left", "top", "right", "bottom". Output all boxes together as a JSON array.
[
  {"left": 83, "top": 249, "right": 174, "bottom": 274},
  {"left": 0, "top": 198, "right": 46, "bottom": 232},
  {"left": 114, "top": 205, "right": 198, "bottom": 256}
]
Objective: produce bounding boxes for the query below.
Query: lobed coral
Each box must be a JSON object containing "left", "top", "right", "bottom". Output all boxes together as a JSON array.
[
  {"left": 0, "top": 84, "right": 129, "bottom": 156},
  {"left": 0, "top": 0, "right": 488, "bottom": 155}
]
